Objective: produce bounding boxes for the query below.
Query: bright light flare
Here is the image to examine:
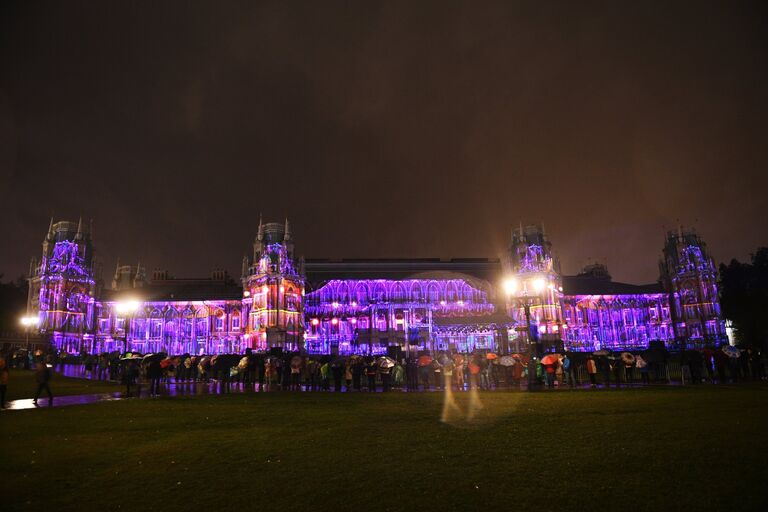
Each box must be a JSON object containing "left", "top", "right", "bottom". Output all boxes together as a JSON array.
[
  {"left": 115, "top": 299, "right": 140, "bottom": 314},
  {"left": 503, "top": 277, "right": 518, "bottom": 295}
]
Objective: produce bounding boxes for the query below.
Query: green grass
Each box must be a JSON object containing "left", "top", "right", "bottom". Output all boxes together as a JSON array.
[
  {"left": 5, "top": 369, "right": 122, "bottom": 401},
  {"left": 1, "top": 386, "right": 767, "bottom": 511}
]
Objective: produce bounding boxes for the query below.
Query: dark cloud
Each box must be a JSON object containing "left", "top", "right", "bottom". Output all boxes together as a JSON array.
[{"left": 1, "top": 0, "right": 767, "bottom": 283}]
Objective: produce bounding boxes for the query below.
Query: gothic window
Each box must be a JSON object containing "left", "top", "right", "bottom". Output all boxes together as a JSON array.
[{"left": 427, "top": 283, "right": 440, "bottom": 303}]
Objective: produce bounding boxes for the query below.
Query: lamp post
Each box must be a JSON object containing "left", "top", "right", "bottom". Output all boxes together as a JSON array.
[
  {"left": 504, "top": 276, "right": 546, "bottom": 391},
  {"left": 115, "top": 300, "right": 140, "bottom": 354},
  {"left": 20, "top": 315, "right": 39, "bottom": 352}
]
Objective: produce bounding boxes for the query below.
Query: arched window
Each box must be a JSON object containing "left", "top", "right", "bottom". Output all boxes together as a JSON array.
[
  {"left": 427, "top": 282, "right": 440, "bottom": 303},
  {"left": 355, "top": 283, "right": 368, "bottom": 304}
]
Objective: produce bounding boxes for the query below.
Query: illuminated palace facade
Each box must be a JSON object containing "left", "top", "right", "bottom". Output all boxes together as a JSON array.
[{"left": 26, "top": 219, "right": 727, "bottom": 355}]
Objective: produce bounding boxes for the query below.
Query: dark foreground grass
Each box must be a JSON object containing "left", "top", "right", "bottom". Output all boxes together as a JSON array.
[
  {"left": 4, "top": 369, "right": 122, "bottom": 401},
  {"left": 1, "top": 386, "right": 767, "bottom": 512}
]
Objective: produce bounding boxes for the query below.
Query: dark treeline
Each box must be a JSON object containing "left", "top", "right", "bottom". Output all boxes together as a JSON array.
[
  {"left": 0, "top": 274, "right": 28, "bottom": 332},
  {"left": 720, "top": 247, "right": 768, "bottom": 350}
]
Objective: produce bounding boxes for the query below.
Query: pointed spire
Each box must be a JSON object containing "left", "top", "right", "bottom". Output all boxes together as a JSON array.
[
  {"left": 257, "top": 214, "right": 264, "bottom": 241},
  {"left": 284, "top": 218, "right": 291, "bottom": 240},
  {"left": 519, "top": 221, "right": 523, "bottom": 236},
  {"left": 241, "top": 254, "right": 249, "bottom": 277},
  {"left": 45, "top": 217, "right": 54, "bottom": 241},
  {"left": 541, "top": 221, "right": 546, "bottom": 236},
  {"left": 75, "top": 216, "right": 83, "bottom": 240}
]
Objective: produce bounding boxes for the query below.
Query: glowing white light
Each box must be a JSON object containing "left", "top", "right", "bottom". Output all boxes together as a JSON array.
[
  {"left": 20, "top": 316, "right": 39, "bottom": 327},
  {"left": 311, "top": 318, "right": 319, "bottom": 326},
  {"left": 332, "top": 302, "right": 339, "bottom": 308},
  {"left": 532, "top": 278, "right": 546, "bottom": 293},
  {"left": 439, "top": 300, "right": 447, "bottom": 306},
  {"left": 350, "top": 318, "right": 357, "bottom": 324},
  {"left": 331, "top": 318, "right": 339, "bottom": 325},
  {"left": 115, "top": 300, "right": 140, "bottom": 314},
  {"left": 262, "top": 285, "right": 269, "bottom": 294},
  {"left": 503, "top": 277, "right": 518, "bottom": 295},
  {"left": 279, "top": 285, "right": 285, "bottom": 293},
  {"left": 243, "top": 290, "right": 251, "bottom": 297}
]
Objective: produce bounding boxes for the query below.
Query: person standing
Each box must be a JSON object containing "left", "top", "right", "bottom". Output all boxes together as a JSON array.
[
  {"left": 0, "top": 356, "right": 8, "bottom": 408},
  {"left": 320, "top": 360, "right": 330, "bottom": 391},
  {"left": 586, "top": 355, "right": 598, "bottom": 387},
  {"left": 33, "top": 361, "right": 53, "bottom": 406},
  {"left": 366, "top": 360, "right": 377, "bottom": 392},
  {"left": 352, "top": 359, "right": 363, "bottom": 391},
  {"left": 332, "top": 363, "right": 344, "bottom": 392},
  {"left": 636, "top": 355, "right": 650, "bottom": 384},
  {"left": 344, "top": 360, "right": 353, "bottom": 390}
]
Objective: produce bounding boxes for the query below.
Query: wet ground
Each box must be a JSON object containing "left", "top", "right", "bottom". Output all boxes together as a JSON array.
[{"left": 1, "top": 363, "right": 688, "bottom": 411}]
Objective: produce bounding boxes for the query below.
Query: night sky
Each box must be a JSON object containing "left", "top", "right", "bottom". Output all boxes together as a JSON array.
[{"left": 1, "top": 1, "right": 766, "bottom": 285}]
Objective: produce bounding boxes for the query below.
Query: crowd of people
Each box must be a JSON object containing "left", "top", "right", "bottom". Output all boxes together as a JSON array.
[{"left": 0, "top": 344, "right": 765, "bottom": 406}]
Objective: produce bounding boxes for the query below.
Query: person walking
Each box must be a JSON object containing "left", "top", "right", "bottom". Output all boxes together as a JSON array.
[
  {"left": 33, "top": 361, "right": 53, "bottom": 406},
  {"left": 0, "top": 356, "right": 8, "bottom": 408}
]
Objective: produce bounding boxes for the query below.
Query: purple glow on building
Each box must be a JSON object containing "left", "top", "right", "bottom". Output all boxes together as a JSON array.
[{"left": 26, "top": 220, "right": 727, "bottom": 355}]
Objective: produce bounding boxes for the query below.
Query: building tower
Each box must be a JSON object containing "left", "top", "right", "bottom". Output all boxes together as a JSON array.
[
  {"left": 506, "top": 223, "right": 564, "bottom": 350},
  {"left": 27, "top": 218, "right": 97, "bottom": 353},
  {"left": 241, "top": 218, "right": 305, "bottom": 351},
  {"left": 660, "top": 227, "right": 727, "bottom": 348}
]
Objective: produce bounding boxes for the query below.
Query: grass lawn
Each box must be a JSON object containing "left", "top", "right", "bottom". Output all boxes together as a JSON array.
[
  {"left": 1, "top": 385, "right": 766, "bottom": 511},
  {"left": 4, "top": 369, "right": 123, "bottom": 401}
]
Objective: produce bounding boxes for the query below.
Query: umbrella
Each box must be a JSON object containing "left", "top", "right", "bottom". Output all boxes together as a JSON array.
[
  {"left": 499, "top": 355, "right": 516, "bottom": 367},
  {"left": 160, "top": 357, "right": 173, "bottom": 369},
  {"left": 377, "top": 356, "right": 396, "bottom": 369},
  {"left": 418, "top": 355, "right": 433, "bottom": 367},
  {"left": 120, "top": 354, "right": 142, "bottom": 361},
  {"left": 722, "top": 345, "right": 740, "bottom": 358},
  {"left": 468, "top": 362, "right": 481, "bottom": 374},
  {"left": 540, "top": 354, "right": 559, "bottom": 365},
  {"left": 238, "top": 356, "right": 250, "bottom": 370},
  {"left": 486, "top": 353, "right": 498, "bottom": 360},
  {"left": 621, "top": 352, "right": 635, "bottom": 365},
  {"left": 593, "top": 349, "right": 610, "bottom": 356}
]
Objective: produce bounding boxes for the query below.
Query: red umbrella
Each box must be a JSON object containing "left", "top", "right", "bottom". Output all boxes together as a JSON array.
[
  {"left": 540, "top": 354, "right": 559, "bottom": 365},
  {"left": 486, "top": 353, "right": 498, "bottom": 360},
  {"left": 418, "top": 355, "right": 433, "bottom": 367}
]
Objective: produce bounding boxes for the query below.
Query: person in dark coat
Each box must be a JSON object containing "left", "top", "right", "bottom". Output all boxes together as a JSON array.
[
  {"left": 331, "top": 363, "right": 344, "bottom": 392},
  {"left": 365, "top": 360, "right": 377, "bottom": 392},
  {"left": 146, "top": 359, "right": 162, "bottom": 396},
  {"left": 122, "top": 360, "right": 139, "bottom": 396},
  {"left": 33, "top": 361, "right": 53, "bottom": 405}
]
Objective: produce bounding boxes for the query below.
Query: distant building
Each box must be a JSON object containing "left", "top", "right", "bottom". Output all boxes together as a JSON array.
[{"left": 26, "top": 219, "right": 726, "bottom": 355}]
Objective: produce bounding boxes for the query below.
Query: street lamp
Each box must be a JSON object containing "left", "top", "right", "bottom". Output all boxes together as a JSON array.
[
  {"left": 20, "top": 315, "right": 39, "bottom": 352},
  {"left": 114, "top": 300, "right": 140, "bottom": 353},
  {"left": 504, "top": 276, "right": 544, "bottom": 391}
]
